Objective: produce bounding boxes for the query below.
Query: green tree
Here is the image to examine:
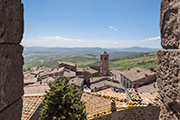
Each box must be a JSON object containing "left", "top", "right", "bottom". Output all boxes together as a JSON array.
[
  {"left": 39, "top": 78, "right": 87, "bottom": 120},
  {"left": 23, "top": 66, "right": 31, "bottom": 72}
]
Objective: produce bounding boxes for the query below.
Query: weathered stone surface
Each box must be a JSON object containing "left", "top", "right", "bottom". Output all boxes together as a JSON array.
[
  {"left": 160, "top": 0, "right": 180, "bottom": 49},
  {"left": 93, "top": 106, "right": 160, "bottom": 120},
  {"left": 157, "top": 49, "right": 180, "bottom": 119},
  {"left": 0, "top": 0, "right": 24, "bottom": 43},
  {"left": 0, "top": 98, "right": 22, "bottom": 120},
  {"left": 0, "top": 44, "right": 24, "bottom": 111}
]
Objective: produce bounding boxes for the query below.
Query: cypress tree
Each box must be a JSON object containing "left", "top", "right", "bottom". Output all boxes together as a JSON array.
[{"left": 39, "top": 78, "right": 87, "bottom": 120}]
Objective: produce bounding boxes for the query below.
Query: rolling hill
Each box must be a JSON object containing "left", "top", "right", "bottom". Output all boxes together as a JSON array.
[
  {"left": 23, "top": 51, "right": 157, "bottom": 71},
  {"left": 24, "top": 46, "right": 157, "bottom": 68}
]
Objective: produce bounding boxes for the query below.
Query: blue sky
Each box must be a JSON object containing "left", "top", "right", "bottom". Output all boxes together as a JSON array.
[{"left": 21, "top": 0, "right": 162, "bottom": 48}]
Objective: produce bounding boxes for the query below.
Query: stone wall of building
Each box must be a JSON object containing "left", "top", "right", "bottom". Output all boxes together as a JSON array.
[
  {"left": 157, "top": 0, "right": 180, "bottom": 119},
  {"left": 0, "top": 0, "right": 24, "bottom": 119},
  {"left": 93, "top": 105, "right": 160, "bottom": 120}
]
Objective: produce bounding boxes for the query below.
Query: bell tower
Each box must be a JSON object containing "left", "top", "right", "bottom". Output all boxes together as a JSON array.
[{"left": 100, "top": 51, "right": 109, "bottom": 76}]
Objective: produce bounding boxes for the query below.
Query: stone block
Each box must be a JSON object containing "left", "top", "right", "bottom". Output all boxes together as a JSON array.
[
  {"left": 0, "top": 44, "right": 24, "bottom": 111},
  {"left": 160, "top": 0, "right": 180, "bottom": 49},
  {"left": 159, "top": 103, "right": 179, "bottom": 120},
  {"left": 0, "top": 98, "right": 22, "bottom": 120},
  {"left": 0, "top": 0, "right": 24, "bottom": 43},
  {"left": 157, "top": 49, "right": 180, "bottom": 119}
]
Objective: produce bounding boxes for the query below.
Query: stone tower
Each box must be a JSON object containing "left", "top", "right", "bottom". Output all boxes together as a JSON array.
[{"left": 100, "top": 51, "right": 109, "bottom": 76}]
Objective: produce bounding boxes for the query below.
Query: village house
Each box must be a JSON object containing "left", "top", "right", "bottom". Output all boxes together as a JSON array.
[
  {"left": 84, "top": 68, "right": 100, "bottom": 80},
  {"left": 120, "top": 67, "right": 157, "bottom": 88},
  {"left": 76, "top": 67, "right": 86, "bottom": 76},
  {"left": 24, "top": 66, "right": 64, "bottom": 86},
  {"left": 89, "top": 77, "right": 125, "bottom": 93},
  {"left": 69, "top": 77, "right": 84, "bottom": 90},
  {"left": 58, "top": 62, "right": 77, "bottom": 71},
  {"left": 89, "top": 65, "right": 101, "bottom": 72}
]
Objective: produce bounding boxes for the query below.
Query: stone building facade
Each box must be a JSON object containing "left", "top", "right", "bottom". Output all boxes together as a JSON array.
[{"left": 120, "top": 67, "right": 156, "bottom": 88}]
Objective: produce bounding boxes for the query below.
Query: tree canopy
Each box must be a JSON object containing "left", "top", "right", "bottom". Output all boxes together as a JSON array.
[{"left": 39, "top": 78, "right": 87, "bottom": 120}]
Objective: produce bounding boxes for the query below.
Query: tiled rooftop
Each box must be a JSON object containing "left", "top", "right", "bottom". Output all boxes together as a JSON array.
[
  {"left": 90, "top": 77, "right": 119, "bottom": 84},
  {"left": 121, "top": 67, "right": 156, "bottom": 82},
  {"left": 24, "top": 84, "right": 50, "bottom": 95},
  {"left": 98, "top": 88, "right": 114, "bottom": 93},
  {"left": 77, "top": 68, "right": 85, "bottom": 72},
  {"left": 69, "top": 77, "right": 84, "bottom": 87},
  {"left": 22, "top": 86, "right": 160, "bottom": 120},
  {"left": 21, "top": 95, "right": 44, "bottom": 120},
  {"left": 59, "top": 62, "right": 76, "bottom": 67},
  {"left": 85, "top": 68, "right": 99, "bottom": 74},
  {"left": 90, "top": 80, "right": 124, "bottom": 90},
  {"left": 81, "top": 92, "right": 160, "bottom": 119},
  {"left": 63, "top": 69, "right": 76, "bottom": 77},
  {"left": 101, "top": 51, "right": 109, "bottom": 55},
  {"left": 24, "top": 66, "right": 64, "bottom": 86},
  {"left": 137, "top": 82, "right": 158, "bottom": 93},
  {"left": 110, "top": 69, "right": 121, "bottom": 75}
]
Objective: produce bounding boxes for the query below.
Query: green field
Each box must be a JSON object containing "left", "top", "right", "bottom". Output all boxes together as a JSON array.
[
  {"left": 24, "top": 52, "right": 157, "bottom": 71},
  {"left": 109, "top": 52, "right": 157, "bottom": 71}
]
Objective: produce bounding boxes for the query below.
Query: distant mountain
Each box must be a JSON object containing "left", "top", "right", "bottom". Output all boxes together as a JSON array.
[
  {"left": 23, "top": 46, "right": 115, "bottom": 56},
  {"left": 109, "top": 47, "right": 159, "bottom": 52},
  {"left": 109, "top": 51, "right": 144, "bottom": 59},
  {"left": 24, "top": 46, "right": 159, "bottom": 55}
]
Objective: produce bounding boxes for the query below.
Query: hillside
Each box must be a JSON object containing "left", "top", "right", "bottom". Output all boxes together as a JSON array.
[
  {"left": 109, "top": 52, "right": 157, "bottom": 71},
  {"left": 24, "top": 51, "right": 157, "bottom": 71},
  {"left": 23, "top": 47, "right": 149, "bottom": 68},
  {"left": 87, "top": 52, "right": 157, "bottom": 71}
]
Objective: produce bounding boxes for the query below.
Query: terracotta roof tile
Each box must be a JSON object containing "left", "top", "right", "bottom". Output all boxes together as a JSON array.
[
  {"left": 121, "top": 67, "right": 156, "bottom": 82},
  {"left": 21, "top": 95, "right": 44, "bottom": 120}
]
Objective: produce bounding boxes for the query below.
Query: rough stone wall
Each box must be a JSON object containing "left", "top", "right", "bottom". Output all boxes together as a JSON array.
[
  {"left": 30, "top": 104, "right": 43, "bottom": 120},
  {"left": 157, "top": 0, "right": 180, "bottom": 119},
  {"left": 93, "top": 106, "right": 160, "bottom": 120},
  {"left": 157, "top": 50, "right": 180, "bottom": 119},
  {"left": 0, "top": 0, "right": 24, "bottom": 119}
]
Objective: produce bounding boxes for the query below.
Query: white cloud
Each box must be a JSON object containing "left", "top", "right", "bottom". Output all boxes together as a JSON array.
[
  {"left": 108, "top": 26, "right": 114, "bottom": 29},
  {"left": 38, "top": 36, "right": 85, "bottom": 42},
  {"left": 108, "top": 26, "right": 118, "bottom": 31},
  {"left": 114, "top": 42, "right": 118, "bottom": 45},
  {"left": 140, "top": 36, "right": 160, "bottom": 42}
]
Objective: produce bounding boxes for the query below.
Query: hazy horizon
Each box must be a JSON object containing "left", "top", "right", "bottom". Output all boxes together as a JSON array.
[{"left": 23, "top": 45, "right": 161, "bottom": 49}]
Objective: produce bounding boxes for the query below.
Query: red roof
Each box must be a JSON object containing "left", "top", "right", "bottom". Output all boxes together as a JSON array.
[{"left": 98, "top": 88, "right": 113, "bottom": 93}]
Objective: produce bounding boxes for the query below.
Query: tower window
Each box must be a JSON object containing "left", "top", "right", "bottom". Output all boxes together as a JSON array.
[{"left": 104, "top": 57, "right": 107, "bottom": 60}]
